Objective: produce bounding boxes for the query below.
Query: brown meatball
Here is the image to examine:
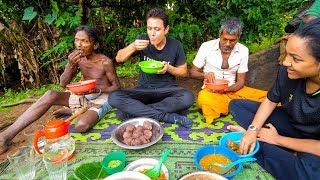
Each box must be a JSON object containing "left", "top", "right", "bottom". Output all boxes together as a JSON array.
[
  {"left": 132, "top": 130, "right": 143, "bottom": 138},
  {"left": 143, "top": 121, "right": 153, "bottom": 130},
  {"left": 131, "top": 138, "right": 142, "bottom": 146},
  {"left": 123, "top": 131, "right": 132, "bottom": 139},
  {"left": 123, "top": 137, "right": 133, "bottom": 145},
  {"left": 125, "top": 124, "right": 135, "bottom": 132},
  {"left": 136, "top": 125, "right": 144, "bottom": 132},
  {"left": 139, "top": 136, "right": 148, "bottom": 144},
  {"left": 143, "top": 129, "right": 152, "bottom": 140}
]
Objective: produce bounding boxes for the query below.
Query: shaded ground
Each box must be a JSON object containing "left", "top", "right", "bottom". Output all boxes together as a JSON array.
[{"left": 0, "top": 45, "right": 280, "bottom": 163}]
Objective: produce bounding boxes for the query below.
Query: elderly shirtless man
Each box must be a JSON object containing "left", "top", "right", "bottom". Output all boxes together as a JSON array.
[{"left": 0, "top": 25, "right": 120, "bottom": 154}]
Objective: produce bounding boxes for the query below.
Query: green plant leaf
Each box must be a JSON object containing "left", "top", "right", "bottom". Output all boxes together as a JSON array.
[
  {"left": 22, "top": 7, "right": 37, "bottom": 22},
  {"left": 74, "top": 162, "right": 108, "bottom": 180},
  {"left": 44, "top": 12, "right": 57, "bottom": 25},
  {"left": 55, "top": 12, "right": 69, "bottom": 27},
  {"left": 69, "top": 11, "right": 82, "bottom": 28},
  {"left": 51, "top": 0, "right": 59, "bottom": 13}
]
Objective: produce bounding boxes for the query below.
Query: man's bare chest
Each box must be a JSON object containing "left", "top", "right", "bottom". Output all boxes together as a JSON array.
[
  {"left": 221, "top": 54, "right": 230, "bottom": 69},
  {"left": 79, "top": 62, "right": 106, "bottom": 77}
]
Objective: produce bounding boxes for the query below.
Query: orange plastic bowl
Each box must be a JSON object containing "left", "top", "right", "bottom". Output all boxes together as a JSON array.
[
  {"left": 66, "top": 80, "right": 97, "bottom": 94},
  {"left": 205, "top": 79, "right": 229, "bottom": 91}
]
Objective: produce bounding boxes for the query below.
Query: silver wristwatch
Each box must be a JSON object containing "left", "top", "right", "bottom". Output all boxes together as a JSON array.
[{"left": 248, "top": 124, "right": 258, "bottom": 131}]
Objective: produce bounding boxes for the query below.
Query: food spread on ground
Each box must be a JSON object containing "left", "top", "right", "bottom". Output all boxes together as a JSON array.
[
  {"left": 199, "top": 154, "right": 233, "bottom": 173},
  {"left": 122, "top": 121, "right": 153, "bottom": 146},
  {"left": 140, "top": 168, "right": 166, "bottom": 180},
  {"left": 227, "top": 140, "right": 241, "bottom": 154},
  {"left": 182, "top": 174, "right": 221, "bottom": 180},
  {"left": 107, "top": 160, "right": 121, "bottom": 168}
]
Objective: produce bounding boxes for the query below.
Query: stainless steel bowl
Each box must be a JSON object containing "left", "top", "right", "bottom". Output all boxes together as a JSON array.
[{"left": 111, "top": 117, "right": 164, "bottom": 149}]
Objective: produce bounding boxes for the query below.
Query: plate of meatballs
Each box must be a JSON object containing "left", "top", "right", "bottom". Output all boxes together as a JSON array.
[{"left": 111, "top": 117, "right": 164, "bottom": 149}]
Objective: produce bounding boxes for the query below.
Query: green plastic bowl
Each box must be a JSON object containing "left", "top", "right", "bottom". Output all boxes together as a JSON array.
[
  {"left": 102, "top": 150, "right": 126, "bottom": 175},
  {"left": 139, "top": 60, "right": 164, "bottom": 74}
]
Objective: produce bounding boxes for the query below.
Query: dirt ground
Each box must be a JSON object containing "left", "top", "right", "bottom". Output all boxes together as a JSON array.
[{"left": 0, "top": 45, "right": 280, "bottom": 163}]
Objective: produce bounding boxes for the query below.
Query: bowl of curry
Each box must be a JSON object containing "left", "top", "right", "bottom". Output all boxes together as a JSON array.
[{"left": 194, "top": 145, "right": 243, "bottom": 178}]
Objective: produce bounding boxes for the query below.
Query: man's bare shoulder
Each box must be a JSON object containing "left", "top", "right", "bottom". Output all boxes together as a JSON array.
[
  {"left": 95, "top": 53, "right": 113, "bottom": 64},
  {"left": 95, "top": 54, "right": 116, "bottom": 71}
]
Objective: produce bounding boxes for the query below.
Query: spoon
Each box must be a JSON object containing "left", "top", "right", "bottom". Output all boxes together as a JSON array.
[
  {"left": 209, "top": 157, "right": 256, "bottom": 175},
  {"left": 144, "top": 148, "right": 171, "bottom": 178}
]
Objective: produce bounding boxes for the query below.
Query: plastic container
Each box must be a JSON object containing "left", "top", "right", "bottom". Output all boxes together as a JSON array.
[
  {"left": 138, "top": 61, "right": 164, "bottom": 74},
  {"left": 194, "top": 145, "right": 242, "bottom": 178},
  {"left": 205, "top": 79, "right": 229, "bottom": 91},
  {"left": 102, "top": 150, "right": 127, "bottom": 175},
  {"left": 219, "top": 131, "right": 260, "bottom": 158},
  {"left": 66, "top": 79, "right": 96, "bottom": 94},
  {"left": 33, "top": 119, "right": 75, "bottom": 162}
]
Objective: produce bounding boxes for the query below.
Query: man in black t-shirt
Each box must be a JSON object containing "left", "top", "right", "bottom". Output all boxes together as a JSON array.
[{"left": 108, "top": 8, "right": 194, "bottom": 127}]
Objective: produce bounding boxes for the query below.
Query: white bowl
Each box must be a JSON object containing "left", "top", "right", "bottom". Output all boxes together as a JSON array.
[
  {"left": 111, "top": 117, "right": 163, "bottom": 150},
  {"left": 179, "top": 171, "right": 227, "bottom": 180},
  {"left": 104, "top": 171, "right": 150, "bottom": 180},
  {"left": 125, "top": 158, "right": 169, "bottom": 180}
]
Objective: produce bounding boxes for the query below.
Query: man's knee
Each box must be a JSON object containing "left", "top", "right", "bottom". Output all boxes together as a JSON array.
[
  {"left": 180, "top": 89, "right": 195, "bottom": 106},
  {"left": 74, "top": 121, "right": 91, "bottom": 133},
  {"left": 40, "top": 90, "right": 60, "bottom": 103},
  {"left": 74, "top": 110, "right": 99, "bottom": 133},
  {"left": 228, "top": 99, "right": 243, "bottom": 113},
  {"left": 108, "top": 91, "right": 123, "bottom": 107}
]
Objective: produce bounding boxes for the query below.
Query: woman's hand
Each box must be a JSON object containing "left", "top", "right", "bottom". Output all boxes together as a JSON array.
[
  {"left": 258, "top": 123, "right": 280, "bottom": 145},
  {"left": 240, "top": 130, "right": 258, "bottom": 155}
]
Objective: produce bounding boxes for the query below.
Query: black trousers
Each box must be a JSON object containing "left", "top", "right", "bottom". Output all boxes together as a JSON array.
[
  {"left": 229, "top": 99, "right": 320, "bottom": 180},
  {"left": 108, "top": 86, "right": 194, "bottom": 121}
]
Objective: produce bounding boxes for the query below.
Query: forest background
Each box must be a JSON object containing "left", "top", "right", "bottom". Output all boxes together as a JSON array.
[{"left": 0, "top": 0, "right": 310, "bottom": 93}]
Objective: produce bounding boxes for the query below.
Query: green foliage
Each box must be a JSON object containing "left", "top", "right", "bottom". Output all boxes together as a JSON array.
[
  {"left": 247, "top": 36, "right": 278, "bottom": 54},
  {"left": 39, "top": 35, "right": 74, "bottom": 67},
  {"left": 170, "top": 23, "right": 202, "bottom": 51},
  {"left": 44, "top": 12, "right": 58, "bottom": 25},
  {"left": 22, "top": 7, "right": 37, "bottom": 22},
  {"left": 102, "top": 27, "right": 128, "bottom": 59},
  {"left": 0, "top": 84, "right": 61, "bottom": 111},
  {"left": 186, "top": 50, "right": 198, "bottom": 66},
  {"left": 115, "top": 61, "right": 139, "bottom": 78},
  {"left": 0, "top": 0, "right": 310, "bottom": 88},
  {"left": 169, "top": 0, "right": 307, "bottom": 51},
  {"left": 125, "top": 27, "right": 146, "bottom": 45},
  {"left": 37, "top": 0, "right": 82, "bottom": 69}
]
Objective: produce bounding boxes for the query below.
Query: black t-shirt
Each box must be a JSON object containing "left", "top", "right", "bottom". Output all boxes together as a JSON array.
[
  {"left": 267, "top": 66, "right": 320, "bottom": 138},
  {"left": 134, "top": 34, "right": 186, "bottom": 88}
]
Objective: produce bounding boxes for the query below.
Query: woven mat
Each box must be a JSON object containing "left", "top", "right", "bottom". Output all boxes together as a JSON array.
[
  {"left": 0, "top": 141, "right": 274, "bottom": 180},
  {"left": 69, "top": 105, "right": 236, "bottom": 143},
  {"left": 0, "top": 104, "right": 274, "bottom": 179}
]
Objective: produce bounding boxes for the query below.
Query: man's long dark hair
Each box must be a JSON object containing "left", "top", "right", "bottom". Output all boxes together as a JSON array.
[{"left": 75, "top": 25, "right": 100, "bottom": 45}]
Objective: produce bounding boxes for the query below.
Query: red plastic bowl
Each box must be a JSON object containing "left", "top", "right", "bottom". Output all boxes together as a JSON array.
[
  {"left": 66, "top": 80, "right": 97, "bottom": 94},
  {"left": 205, "top": 79, "right": 229, "bottom": 91}
]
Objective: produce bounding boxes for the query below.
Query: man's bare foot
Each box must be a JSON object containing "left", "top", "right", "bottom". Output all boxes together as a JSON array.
[
  {"left": 227, "top": 125, "right": 246, "bottom": 132},
  {"left": 53, "top": 108, "right": 72, "bottom": 119},
  {"left": 0, "top": 138, "right": 11, "bottom": 154}
]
